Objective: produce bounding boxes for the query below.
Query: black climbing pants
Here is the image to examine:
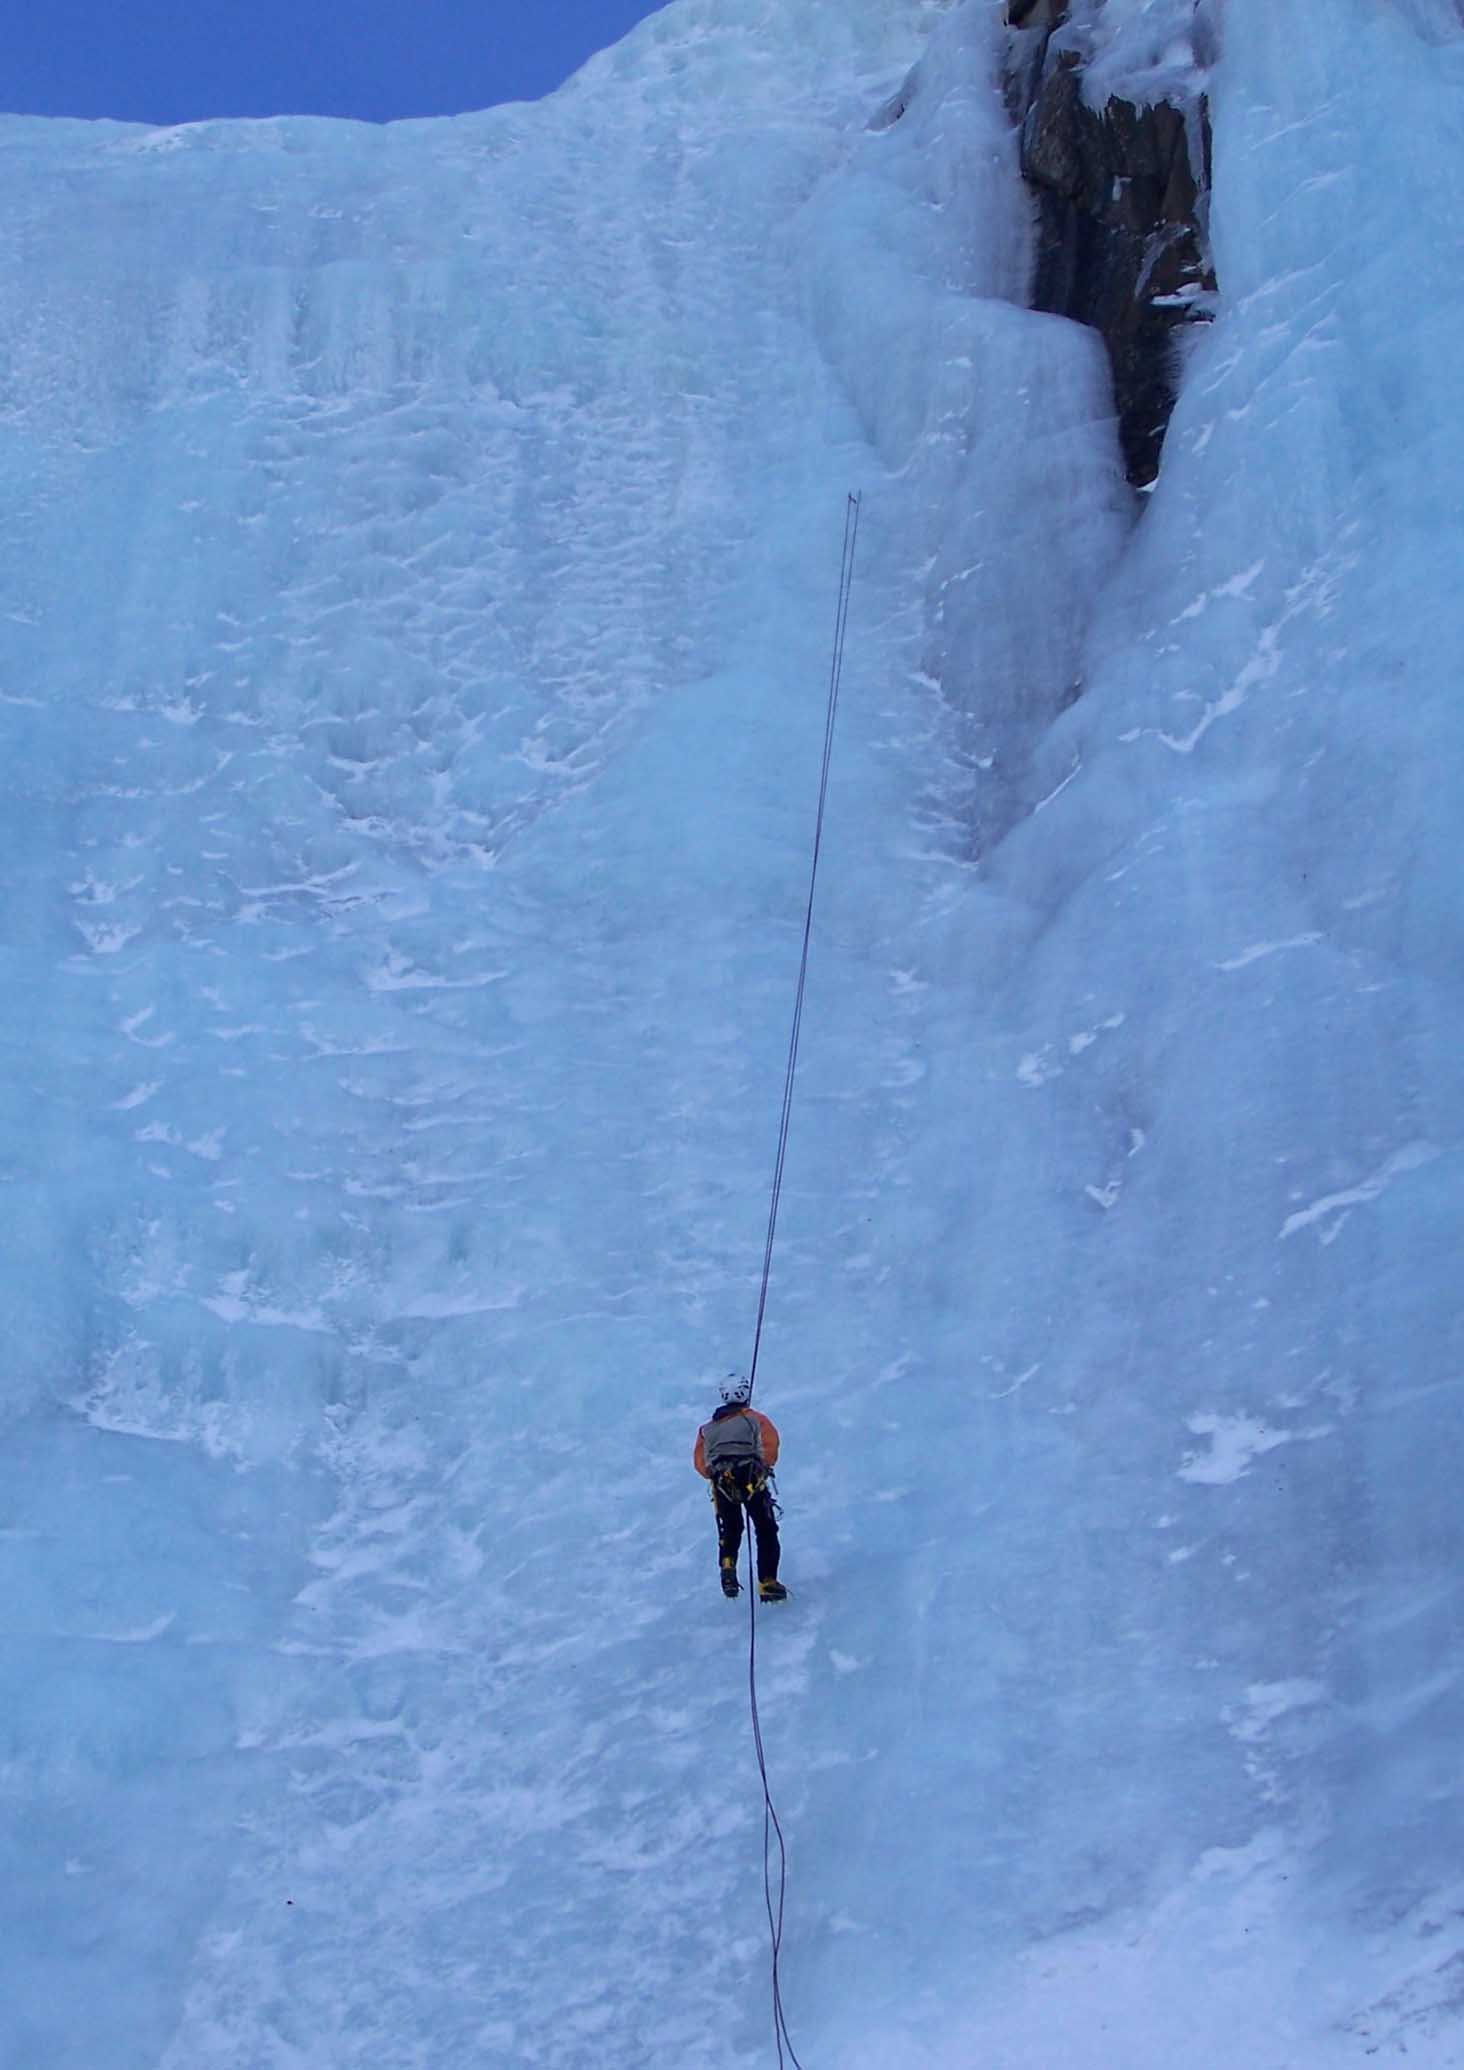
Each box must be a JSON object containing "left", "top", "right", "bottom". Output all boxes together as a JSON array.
[{"left": 714, "top": 1483, "right": 781, "bottom": 1583}]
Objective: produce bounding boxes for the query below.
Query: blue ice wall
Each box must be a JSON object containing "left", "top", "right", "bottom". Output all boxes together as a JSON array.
[{"left": 2, "top": 1, "right": 1463, "bottom": 2064}]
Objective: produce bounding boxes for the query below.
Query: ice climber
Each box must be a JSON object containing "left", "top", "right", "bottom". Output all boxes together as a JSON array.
[{"left": 694, "top": 1374, "right": 788, "bottom": 1601}]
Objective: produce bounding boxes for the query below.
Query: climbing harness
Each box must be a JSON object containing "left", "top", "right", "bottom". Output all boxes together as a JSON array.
[
  {"left": 740, "top": 491, "right": 861, "bottom": 2070},
  {"left": 712, "top": 1459, "right": 770, "bottom": 1504}
]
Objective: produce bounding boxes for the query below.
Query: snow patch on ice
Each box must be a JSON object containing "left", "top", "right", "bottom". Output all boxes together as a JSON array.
[{"left": 1179, "top": 1413, "right": 1293, "bottom": 1485}]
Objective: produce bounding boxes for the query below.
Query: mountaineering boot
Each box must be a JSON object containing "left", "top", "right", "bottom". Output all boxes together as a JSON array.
[
  {"left": 758, "top": 1578, "right": 789, "bottom": 1603},
  {"left": 720, "top": 1560, "right": 741, "bottom": 1599}
]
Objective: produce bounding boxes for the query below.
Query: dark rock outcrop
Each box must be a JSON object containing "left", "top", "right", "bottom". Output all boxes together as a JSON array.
[
  {"left": 1005, "top": 0, "right": 1071, "bottom": 29},
  {"left": 1003, "top": 4, "right": 1215, "bottom": 487}
]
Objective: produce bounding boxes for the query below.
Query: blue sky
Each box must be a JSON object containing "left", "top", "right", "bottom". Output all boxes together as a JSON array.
[{"left": 5, "top": 1, "right": 668, "bottom": 125}]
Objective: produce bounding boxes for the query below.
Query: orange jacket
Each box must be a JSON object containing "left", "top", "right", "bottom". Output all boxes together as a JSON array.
[{"left": 694, "top": 1406, "right": 780, "bottom": 1478}]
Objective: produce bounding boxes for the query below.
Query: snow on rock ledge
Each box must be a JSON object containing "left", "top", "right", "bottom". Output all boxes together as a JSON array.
[{"left": 1004, "top": 0, "right": 1217, "bottom": 484}]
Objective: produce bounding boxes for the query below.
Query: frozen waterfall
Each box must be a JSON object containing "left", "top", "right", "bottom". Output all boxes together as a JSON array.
[{"left": 3, "top": 1, "right": 1463, "bottom": 2064}]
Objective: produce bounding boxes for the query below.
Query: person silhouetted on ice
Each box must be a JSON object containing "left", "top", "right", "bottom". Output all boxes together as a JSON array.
[{"left": 694, "top": 1374, "right": 788, "bottom": 1601}]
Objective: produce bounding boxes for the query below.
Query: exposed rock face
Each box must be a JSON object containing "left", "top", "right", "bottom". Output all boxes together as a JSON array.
[
  {"left": 1006, "top": 0, "right": 1070, "bottom": 26},
  {"left": 1004, "top": 4, "right": 1214, "bottom": 486}
]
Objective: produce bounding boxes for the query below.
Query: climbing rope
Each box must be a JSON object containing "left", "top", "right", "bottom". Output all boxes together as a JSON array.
[
  {"left": 746, "top": 490, "right": 861, "bottom": 1403},
  {"left": 747, "top": 1535, "right": 801, "bottom": 2070},
  {"left": 742, "top": 491, "right": 861, "bottom": 2070}
]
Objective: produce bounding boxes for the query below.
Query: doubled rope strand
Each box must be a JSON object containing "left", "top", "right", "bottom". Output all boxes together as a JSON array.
[
  {"left": 747, "top": 491, "right": 861, "bottom": 1401},
  {"left": 743, "top": 493, "right": 861, "bottom": 2070}
]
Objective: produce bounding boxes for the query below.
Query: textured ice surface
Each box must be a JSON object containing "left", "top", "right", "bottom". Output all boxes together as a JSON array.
[
  {"left": 1049, "top": 0, "right": 1219, "bottom": 106},
  {"left": 2, "top": 0, "right": 1463, "bottom": 2064}
]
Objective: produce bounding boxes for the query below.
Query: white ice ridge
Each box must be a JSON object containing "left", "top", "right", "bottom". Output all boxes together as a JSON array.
[{"left": 1279, "top": 1140, "right": 1441, "bottom": 1240}]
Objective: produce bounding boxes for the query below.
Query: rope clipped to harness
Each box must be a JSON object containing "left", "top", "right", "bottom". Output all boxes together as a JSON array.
[
  {"left": 740, "top": 492, "right": 861, "bottom": 2070},
  {"left": 714, "top": 1459, "right": 770, "bottom": 1504}
]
